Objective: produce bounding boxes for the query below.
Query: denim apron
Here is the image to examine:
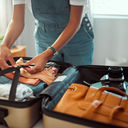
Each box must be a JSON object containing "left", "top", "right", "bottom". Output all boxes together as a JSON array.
[{"left": 31, "top": 0, "right": 94, "bottom": 65}]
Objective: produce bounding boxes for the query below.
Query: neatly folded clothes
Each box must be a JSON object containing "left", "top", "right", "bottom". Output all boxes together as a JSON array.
[
  {"left": 5, "top": 73, "right": 40, "bottom": 86},
  {"left": 0, "top": 76, "right": 46, "bottom": 96},
  {"left": 5, "top": 58, "right": 59, "bottom": 85},
  {"left": 25, "top": 82, "right": 46, "bottom": 95},
  {"left": 20, "top": 66, "right": 58, "bottom": 85},
  {"left": 0, "top": 58, "right": 61, "bottom": 101}
]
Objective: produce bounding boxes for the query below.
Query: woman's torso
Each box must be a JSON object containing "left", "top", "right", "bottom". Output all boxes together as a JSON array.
[{"left": 13, "top": 0, "right": 92, "bottom": 22}]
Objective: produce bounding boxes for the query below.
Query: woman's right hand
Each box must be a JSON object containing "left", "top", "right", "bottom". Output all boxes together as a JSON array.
[
  {"left": 0, "top": 4, "right": 25, "bottom": 70},
  {"left": 0, "top": 45, "right": 16, "bottom": 70}
]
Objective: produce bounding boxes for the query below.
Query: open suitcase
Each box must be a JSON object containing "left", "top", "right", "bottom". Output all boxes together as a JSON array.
[
  {"left": 0, "top": 57, "right": 71, "bottom": 128},
  {"left": 41, "top": 65, "right": 128, "bottom": 128}
]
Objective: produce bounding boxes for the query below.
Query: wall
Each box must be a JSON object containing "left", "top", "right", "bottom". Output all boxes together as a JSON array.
[{"left": 93, "top": 15, "right": 128, "bottom": 65}]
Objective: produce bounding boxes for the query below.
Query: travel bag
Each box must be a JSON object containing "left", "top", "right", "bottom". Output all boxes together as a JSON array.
[
  {"left": 0, "top": 57, "right": 71, "bottom": 128},
  {"left": 41, "top": 65, "right": 128, "bottom": 128},
  {"left": 54, "top": 83, "right": 128, "bottom": 127}
]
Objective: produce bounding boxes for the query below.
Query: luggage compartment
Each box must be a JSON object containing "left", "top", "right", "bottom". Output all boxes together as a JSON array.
[
  {"left": 0, "top": 57, "right": 72, "bottom": 128},
  {"left": 42, "top": 65, "right": 128, "bottom": 128}
]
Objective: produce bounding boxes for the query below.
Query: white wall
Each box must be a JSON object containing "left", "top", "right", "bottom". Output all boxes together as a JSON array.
[{"left": 93, "top": 15, "right": 128, "bottom": 65}]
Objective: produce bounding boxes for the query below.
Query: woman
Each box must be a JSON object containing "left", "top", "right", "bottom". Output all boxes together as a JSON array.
[{"left": 0, "top": 0, "right": 94, "bottom": 73}]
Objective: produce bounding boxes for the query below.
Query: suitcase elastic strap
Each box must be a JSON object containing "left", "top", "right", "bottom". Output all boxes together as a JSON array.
[{"left": 0, "top": 67, "right": 20, "bottom": 101}]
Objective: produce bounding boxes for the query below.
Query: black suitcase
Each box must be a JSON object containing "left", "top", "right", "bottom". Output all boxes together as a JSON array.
[{"left": 41, "top": 65, "right": 128, "bottom": 128}]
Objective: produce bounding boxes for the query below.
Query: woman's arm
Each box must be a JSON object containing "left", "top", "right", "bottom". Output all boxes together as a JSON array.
[
  {"left": 0, "top": 4, "right": 25, "bottom": 69},
  {"left": 52, "top": 5, "right": 84, "bottom": 51},
  {"left": 25, "top": 5, "right": 84, "bottom": 73}
]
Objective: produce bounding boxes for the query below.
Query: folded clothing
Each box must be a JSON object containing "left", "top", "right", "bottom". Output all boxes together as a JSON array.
[
  {"left": 5, "top": 73, "right": 40, "bottom": 86},
  {"left": 19, "top": 66, "right": 58, "bottom": 85},
  {"left": 5, "top": 58, "right": 59, "bottom": 86},
  {"left": 0, "top": 83, "right": 34, "bottom": 101},
  {"left": 0, "top": 76, "right": 46, "bottom": 100}
]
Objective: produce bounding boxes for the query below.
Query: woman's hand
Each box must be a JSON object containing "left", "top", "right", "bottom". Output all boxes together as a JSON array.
[
  {"left": 0, "top": 45, "right": 15, "bottom": 70},
  {"left": 0, "top": 4, "right": 25, "bottom": 70},
  {"left": 24, "top": 54, "right": 47, "bottom": 74},
  {"left": 25, "top": 49, "right": 54, "bottom": 74}
]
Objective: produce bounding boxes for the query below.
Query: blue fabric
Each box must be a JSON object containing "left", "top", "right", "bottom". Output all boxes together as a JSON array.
[
  {"left": 124, "top": 81, "right": 128, "bottom": 94},
  {"left": 31, "top": 0, "right": 94, "bottom": 65},
  {"left": 0, "top": 76, "right": 46, "bottom": 95},
  {"left": 44, "top": 67, "right": 79, "bottom": 110}
]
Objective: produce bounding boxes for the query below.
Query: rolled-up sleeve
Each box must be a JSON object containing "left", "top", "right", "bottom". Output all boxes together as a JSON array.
[
  {"left": 70, "top": 0, "right": 86, "bottom": 6},
  {"left": 13, "top": 0, "right": 25, "bottom": 5}
]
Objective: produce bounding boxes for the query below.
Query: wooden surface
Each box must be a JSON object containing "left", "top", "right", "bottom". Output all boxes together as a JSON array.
[{"left": 11, "top": 45, "right": 26, "bottom": 57}]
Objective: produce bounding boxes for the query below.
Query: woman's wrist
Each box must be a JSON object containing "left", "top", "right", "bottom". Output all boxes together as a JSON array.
[
  {"left": 1, "top": 43, "right": 7, "bottom": 49},
  {"left": 41, "top": 48, "right": 55, "bottom": 60},
  {"left": 47, "top": 46, "right": 57, "bottom": 56},
  {"left": 1, "top": 40, "right": 11, "bottom": 49}
]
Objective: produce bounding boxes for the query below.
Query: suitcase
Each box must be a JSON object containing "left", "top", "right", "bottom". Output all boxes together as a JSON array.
[
  {"left": 0, "top": 57, "right": 71, "bottom": 128},
  {"left": 41, "top": 65, "right": 128, "bottom": 128},
  {"left": 0, "top": 57, "right": 42, "bottom": 128}
]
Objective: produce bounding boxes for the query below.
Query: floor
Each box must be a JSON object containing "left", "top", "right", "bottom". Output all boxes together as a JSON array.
[{"left": 33, "top": 120, "right": 43, "bottom": 128}]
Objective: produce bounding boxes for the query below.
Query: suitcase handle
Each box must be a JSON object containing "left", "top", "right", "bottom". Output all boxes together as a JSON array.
[
  {"left": 0, "top": 66, "right": 21, "bottom": 101},
  {"left": 0, "top": 107, "right": 8, "bottom": 127}
]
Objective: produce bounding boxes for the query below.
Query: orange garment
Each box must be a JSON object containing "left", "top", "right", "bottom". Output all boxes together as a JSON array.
[
  {"left": 5, "top": 73, "right": 40, "bottom": 86},
  {"left": 5, "top": 58, "right": 58, "bottom": 85}
]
